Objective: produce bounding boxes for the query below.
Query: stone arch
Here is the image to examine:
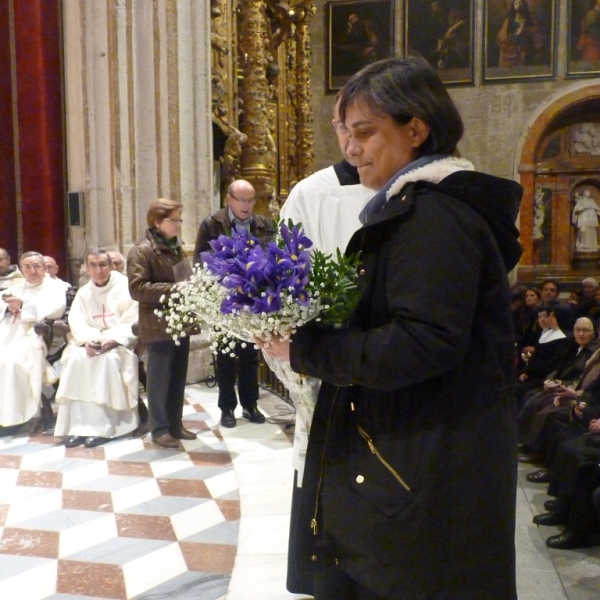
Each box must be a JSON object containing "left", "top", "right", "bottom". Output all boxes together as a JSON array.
[{"left": 517, "top": 84, "right": 600, "bottom": 283}]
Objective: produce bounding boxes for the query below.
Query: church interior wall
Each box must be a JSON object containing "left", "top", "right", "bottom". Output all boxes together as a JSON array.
[{"left": 308, "top": 0, "right": 598, "bottom": 183}]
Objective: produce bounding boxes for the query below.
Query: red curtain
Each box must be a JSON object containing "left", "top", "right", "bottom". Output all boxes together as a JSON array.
[{"left": 0, "top": 0, "right": 66, "bottom": 270}]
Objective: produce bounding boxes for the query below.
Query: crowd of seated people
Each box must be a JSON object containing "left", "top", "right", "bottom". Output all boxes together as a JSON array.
[
  {"left": 512, "top": 277, "right": 600, "bottom": 550},
  {"left": 0, "top": 247, "right": 147, "bottom": 446}
]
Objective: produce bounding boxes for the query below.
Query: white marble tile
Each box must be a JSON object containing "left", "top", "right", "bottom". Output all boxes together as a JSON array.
[
  {"left": 170, "top": 499, "right": 225, "bottom": 539},
  {"left": 237, "top": 514, "right": 291, "bottom": 555},
  {"left": 0, "top": 467, "right": 20, "bottom": 489},
  {"left": 122, "top": 542, "right": 188, "bottom": 598},
  {"left": 20, "top": 445, "right": 65, "bottom": 470},
  {"left": 102, "top": 437, "right": 146, "bottom": 459},
  {"left": 238, "top": 480, "right": 294, "bottom": 517},
  {"left": 0, "top": 559, "right": 57, "bottom": 600},
  {"left": 111, "top": 478, "right": 162, "bottom": 512},
  {"left": 226, "top": 553, "right": 310, "bottom": 600},
  {"left": 61, "top": 460, "right": 109, "bottom": 488},
  {"left": 59, "top": 513, "right": 118, "bottom": 558},
  {"left": 149, "top": 453, "right": 195, "bottom": 478},
  {"left": 204, "top": 469, "right": 239, "bottom": 499},
  {"left": 4, "top": 489, "right": 63, "bottom": 527}
]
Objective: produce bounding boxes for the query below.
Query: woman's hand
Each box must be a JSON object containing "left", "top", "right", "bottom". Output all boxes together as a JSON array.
[{"left": 257, "top": 336, "right": 291, "bottom": 362}]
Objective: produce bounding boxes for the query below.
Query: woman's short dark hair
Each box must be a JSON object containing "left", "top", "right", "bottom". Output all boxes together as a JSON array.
[
  {"left": 338, "top": 55, "right": 464, "bottom": 157},
  {"left": 146, "top": 198, "right": 183, "bottom": 229}
]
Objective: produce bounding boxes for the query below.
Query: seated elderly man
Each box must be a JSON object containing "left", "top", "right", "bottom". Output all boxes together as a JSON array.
[
  {"left": 43, "top": 255, "right": 72, "bottom": 291},
  {"left": 0, "top": 247, "right": 23, "bottom": 291},
  {"left": 55, "top": 249, "right": 140, "bottom": 448},
  {"left": 0, "top": 251, "right": 66, "bottom": 426},
  {"left": 107, "top": 251, "right": 125, "bottom": 274}
]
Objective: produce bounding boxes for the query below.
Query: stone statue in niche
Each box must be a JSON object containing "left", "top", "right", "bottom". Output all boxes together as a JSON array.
[
  {"left": 532, "top": 187, "right": 546, "bottom": 240},
  {"left": 572, "top": 189, "right": 600, "bottom": 252}
]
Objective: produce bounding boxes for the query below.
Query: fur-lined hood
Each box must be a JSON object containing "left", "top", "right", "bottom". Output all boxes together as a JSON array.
[{"left": 366, "top": 156, "right": 523, "bottom": 271}]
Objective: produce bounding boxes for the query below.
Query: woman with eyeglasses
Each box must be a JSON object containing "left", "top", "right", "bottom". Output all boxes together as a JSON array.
[{"left": 127, "top": 198, "right": 196, "bottom": 448}]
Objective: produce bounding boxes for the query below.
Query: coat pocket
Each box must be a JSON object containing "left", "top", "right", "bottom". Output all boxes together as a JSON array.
[{"left": 346, "top": 425, "right": 414, "bottom": 518}]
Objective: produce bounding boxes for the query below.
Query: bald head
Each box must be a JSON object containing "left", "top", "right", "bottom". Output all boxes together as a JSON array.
[
  {"left": 43, "top": 256, "right": 59, "bottom": 278},
  {"left": 226, "top": 179, "right": 256, "bottom": 221},
  {"left": 107, "top": 251, "right": 125, "bottom": 273}
]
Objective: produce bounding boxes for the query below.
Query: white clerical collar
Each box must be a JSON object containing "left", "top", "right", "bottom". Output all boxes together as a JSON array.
[{"left": 539, "top": 328, "right": 567, "bottom": 343}]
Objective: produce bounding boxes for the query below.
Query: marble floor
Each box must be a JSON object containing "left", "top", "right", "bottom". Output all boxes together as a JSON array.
[{"left": 0, "top": 384, "right": 599, "bottom": 599}]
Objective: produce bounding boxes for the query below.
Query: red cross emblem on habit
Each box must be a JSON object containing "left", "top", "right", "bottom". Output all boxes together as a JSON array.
[{"left": 92, "top": 304, "right": 115, "bottom": 328}]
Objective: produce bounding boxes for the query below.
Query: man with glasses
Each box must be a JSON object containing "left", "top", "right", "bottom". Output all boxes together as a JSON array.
[
  {"left": 193, "top": 179, "right": 275, "bottom": 428},
  {"left": 0, "top": 251, "right": 66, "bottom": 428}
]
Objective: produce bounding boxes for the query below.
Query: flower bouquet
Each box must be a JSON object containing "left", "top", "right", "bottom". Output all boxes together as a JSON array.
[{"left": 158, "top": 220, "right": 360, "bottom": 433}]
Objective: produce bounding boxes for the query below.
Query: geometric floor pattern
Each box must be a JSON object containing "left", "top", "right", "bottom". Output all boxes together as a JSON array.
[
  {"left": 3, "top": 381, "right": 600, "bottom": 599},
  {"left": 0, "top": 400, "right": 238, "bottom": 600}
]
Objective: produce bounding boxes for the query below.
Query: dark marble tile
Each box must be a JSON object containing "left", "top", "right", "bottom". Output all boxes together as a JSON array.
[
  {"left": 17, "top": 469, "right": 63, "bottom": 489},
  {"left": 0, "top": 527, "right": 59, "bottom": 558},
  {"left": 0, "top": 454, "right": 22, "bottom": 468},
  {"left": 115, "top": 513, "right": 176, "bottom": 541},
  {"left": 188, "top": 450, "right": 233, "bottom": 467},
  {"left": 156, "top": 478, "right": 212, "bottom": 499},
  {"left": 179, "top": 541, "right": 236, "bottom": 574},
  {"left": 215, "top": 499, "right": 240, "bottom": 521},
  {"left": 107, "top": 460, "right": 153, "bottom": 478},
  {"left": 62, "top": 490, "right": 113, "bottom": 513},
  {"left": 57, "top": 560, "right": 127, "bottom": 599}
]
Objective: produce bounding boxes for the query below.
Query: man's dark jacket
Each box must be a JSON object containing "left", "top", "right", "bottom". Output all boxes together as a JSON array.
[{"left": 193, "top": 207, "right": 275, "bottom": 265}]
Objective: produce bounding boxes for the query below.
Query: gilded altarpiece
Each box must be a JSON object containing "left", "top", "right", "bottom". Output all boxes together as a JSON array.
[
  {"left": 518, "top": 96, "right": 600, "bottom": 284},
  {"left": 211, "top": 1, "right": 315, "bottom": 217}
]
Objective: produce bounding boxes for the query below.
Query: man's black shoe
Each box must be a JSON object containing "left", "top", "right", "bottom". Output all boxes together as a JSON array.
[
  {"left": 533, "top": 511, "right": 566, "bottom": 527},
  {"left": 220, "top": 410, "right": 237, "bottom": 428},
  {"left": 84, "top": 437, "right": 110, "bottom": 448},
  {"left": 64, "top": 436, "right": 85, "bottom": 448},
  {"left": 546, "top": 529, "right": 593, "bottom": 550},
  {"left": 242, "top": 405, "right": 266, "bottom": 424}
]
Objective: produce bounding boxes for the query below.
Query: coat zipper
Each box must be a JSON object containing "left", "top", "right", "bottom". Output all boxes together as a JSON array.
[
  {"left": 357, "top": 425, "right": 411, "bottom": 492},
  {"left": 311, "top": 386, "right": 340, "bottom": 536}
]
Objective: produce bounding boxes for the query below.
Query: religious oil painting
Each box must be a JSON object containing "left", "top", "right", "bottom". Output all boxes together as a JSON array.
[
  {"left": 405, "top": 0, "right": 474, "bottom": 85},
  {"left": 484, "top": 0, "right": 557, "bottom": 82},
  {"left": 567, "top": 0, "right": 600, "bottom": 77},
  {"left": 327, "top": 0, "right": 395, "bottom": 92}
]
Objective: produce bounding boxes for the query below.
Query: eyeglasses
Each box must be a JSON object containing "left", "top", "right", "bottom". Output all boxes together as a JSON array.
[
  {"left": 574, "top": 328, "right": 594, "bottom": 333},
  {"left": 164, "top": 218, "right": 183, "bottom": 224},
  {"left": 332, "top": 120, "right": 349, "bottom": 134},
  {"left": 229, "top": 193, "right": 256, "bottom": 206}
]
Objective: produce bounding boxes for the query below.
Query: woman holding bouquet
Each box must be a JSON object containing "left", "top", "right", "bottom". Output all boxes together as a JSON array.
[
  {"left": 127, "top": 198, "right": 196, "bottom": 449},
  {"left": 263, "top": 56, "right": 522, "bottom": 599}
]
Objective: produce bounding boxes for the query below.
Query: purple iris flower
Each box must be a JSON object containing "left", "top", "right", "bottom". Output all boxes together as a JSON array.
[{"left": 202, "top": 224, "right": 314, "bottom": 315}]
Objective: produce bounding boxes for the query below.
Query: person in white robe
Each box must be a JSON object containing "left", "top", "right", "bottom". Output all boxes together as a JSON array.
[
  {"left": 0, "top": 251, "right": 66, "bottom": 427},
  {"left": 279, "top": 97, "right": 374, "bottom": 488},
  {"left": 43, "top": 255, "right": 72, "bottom": 291},
  {"left": 278, "top": 96, "right": 374, "bottom": 593},
  {"left": 0, "top": 248, "right": 23, "bottom": 291},
  {"left": 55, "top": 250, "right": 139, "bottom": 448},
  {"left": 279, "top": 98, "right": 374, "bottom": 256}
]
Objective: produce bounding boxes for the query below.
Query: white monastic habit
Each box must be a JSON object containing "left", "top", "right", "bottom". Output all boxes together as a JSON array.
[
  {"left": 0, "top": 265, "right": 23, "bottom": 290},
  {"left": 55, "top": 271, "right": 140, "bottom": 438},
  {"left": 280, "top": 165, "right": 374, "bottom": 255},
  {"left": 0, "top": 276, "right": 66, "bottom": 426},
  {"left": 279, "top": 162, "right": 373, "bottom": 485}
]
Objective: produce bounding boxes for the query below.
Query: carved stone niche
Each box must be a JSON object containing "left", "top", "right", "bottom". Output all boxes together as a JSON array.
[
  {"left": 570, "top": 180, "right": 600, "bottom": 272},
  {"left": 517, "top": 88, "right": 600, "bottom": 285}
]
